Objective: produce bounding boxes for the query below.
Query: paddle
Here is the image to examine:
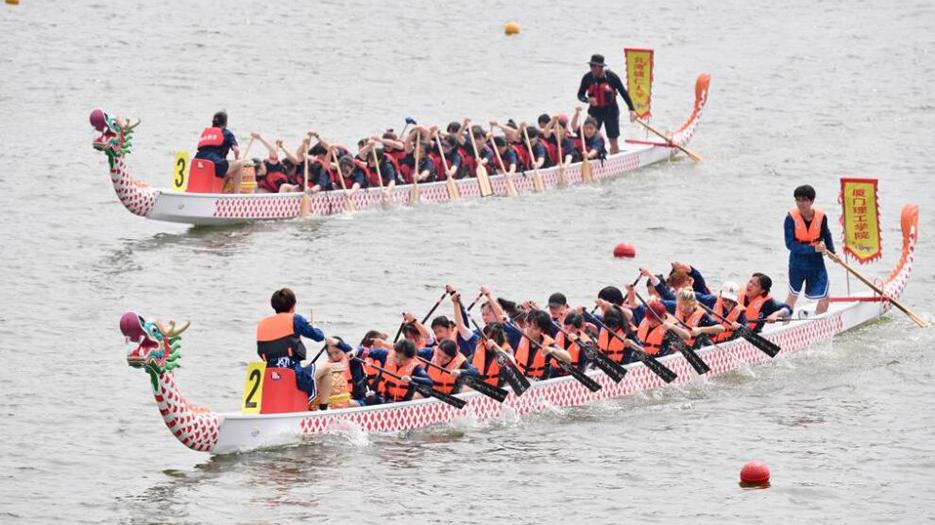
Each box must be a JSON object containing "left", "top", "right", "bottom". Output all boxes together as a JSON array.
[
  {"left": 399, "top": 116, "right": 417, "bottom": 139},
  {"left": 552, "top": 322, "right": 627, "bottom": 383},
  {"left": 393, "top": 290, "right": 450, "bottom": 343},
  {"left": 350, "top": 357, "right": 466, "bottom": 409},
  {"left": 506, "top": 320, "right": 602, "bottom": 392},
  {"left": 587, "top": 314, "right": 677, "bottom": 383},
  {"left": 634, "top": 292, "right": 710, "bottom": 375},
  {"left": 370, "top": 146, "right": 391, "bottom": 209},
  {"left": 636, "top": 120, "right": 703, "bottom": 162},
  {"left": 826, "top": 250, "right": 928, "bottom": 327},
  {"left": 554, "top": 124, "right": 569, "bottom": 187},
  {"left": 299, "top": 136, "right": 312, "bottom": 217},
  {"left": 330, "top": 147, "right": 357, "bottom": 212},
  {"left": 434, "top": 131, "right": 461, "bottom": 201},
  {"left": 489, "top": 128, "right": 519, "bottom": 197},
  {"left": 417, "top": 357, "right": 509, "bottom": 402},
  {"left": 577, "top": 121, "right": 594, "bottom": 183},
  {"left": 466, "top": 125, "right": 494, "bottom": 197},
  {"left": 521, "top": 126, "right": 546, "bottom": 192},
  {"left": 698, "top": 303, "right": 781, "bottom": 358},
  {"left": 465, "top": 291, "right": 485, "bottom": 312},
  {"left": 410, "top": 133, "right": 422, "bottom": 204},
  {"left": 466, "top": 315, "right": 531, "bottom": 396}
]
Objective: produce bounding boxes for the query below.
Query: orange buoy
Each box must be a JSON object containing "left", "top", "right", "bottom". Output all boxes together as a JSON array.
[
  {"left": 613, "top": 242, "right": 636, "bottom": 259},
  {"left": 739, "top": 461, "right": 771, "bottom": 488},
  {"left": 6, "top": 0, "right": 21, "bottom": 5},
  {"left": 504, "top": 21, "right": 521, "bottom": 36}
]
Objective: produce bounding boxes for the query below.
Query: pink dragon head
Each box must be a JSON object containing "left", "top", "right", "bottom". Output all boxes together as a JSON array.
[{"left": 121, "top": 311, "right": 190, "bottom": 390}]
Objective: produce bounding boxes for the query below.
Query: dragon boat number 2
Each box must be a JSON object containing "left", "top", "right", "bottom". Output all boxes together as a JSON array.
[{"left": 118, "top": 204, "right": 920, "bottom": 454}]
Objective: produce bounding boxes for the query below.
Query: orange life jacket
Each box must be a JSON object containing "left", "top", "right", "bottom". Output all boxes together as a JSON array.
[
  {"left": 514, "top": 334, "right": 553, "bottom": 379},
  {"left": 789, "top": 208, "right": 825, "bottom": 245},
  {"left": 471, "top": 347, "right": 502, "bottom": 386},
  {"left": 255, "top": 313, "right": 304, "bottom": 363},
  {"left": 197, "top": 127, "right": 224, "bottom": 149},
  {"left": 675, "top": 307, "right": 706, "bottom": 347},
  {"left": 325, "top": 358, "right": 353, "bottom": 409},
  {"left": 554, "top": 332, "right": 582, "bottom": 368},
  {"left": 712, "top": 296, "right": 746, "bottom": 343},
  {"left": 426, "top": 352, "right": 467, "bottom": 394},
  {"left": 597, "top": 327, "right": 628, "bottom": 363},
  {"left": 636, "top": 318, "right": 667, "bottom": 356},
  {"left": 379, "top": 358, "right": 419, "bottom": 402},
  {"left": 744, "top": 294, "right": 772, "bottom": 330}
]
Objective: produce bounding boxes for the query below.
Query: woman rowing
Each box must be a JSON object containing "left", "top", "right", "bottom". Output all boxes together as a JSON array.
[
  {"left": 194, "top": 110, "right": 244, "bottom": 193},
  {"left": 354, "top": 339, "right": 433, "bottom": 405},
  {"left": 665, "top": 288, "right": 724, "bottom": 349}
]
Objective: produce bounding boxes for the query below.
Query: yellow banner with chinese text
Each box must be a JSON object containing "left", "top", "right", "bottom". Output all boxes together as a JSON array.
[
  {"left": 624, "top": 48, "right": 654, "bottom": 118},
  {"left": 840, "top": 178, "right": 882, "bottom": 264}
]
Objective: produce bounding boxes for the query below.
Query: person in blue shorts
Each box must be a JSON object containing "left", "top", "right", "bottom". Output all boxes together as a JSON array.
[{"left": 784, "top": 184, "right": 835, "bottom": 315}]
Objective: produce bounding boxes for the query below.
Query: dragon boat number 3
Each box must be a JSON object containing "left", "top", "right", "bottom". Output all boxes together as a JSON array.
[
  {"left": 119, "top": 204, "right": 919, "bottom": 454},
  {"left": 172, "top": 151, "right": 190, "bottom": 192},
  {"left": 92, "top": 74, "right": 712, "bottom": 226}
]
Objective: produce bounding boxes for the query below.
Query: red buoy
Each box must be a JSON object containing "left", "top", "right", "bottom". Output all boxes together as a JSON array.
[
  {"left": 739, "top": 461, "right": 771, "bottom": 487},
  {"left": 613, "top": 242, "right": 636, "bottom": 259}
]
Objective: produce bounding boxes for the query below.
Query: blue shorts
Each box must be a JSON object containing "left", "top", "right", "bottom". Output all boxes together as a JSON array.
[
  {"left": 788, "top": 266, "right": 829, "bottom": 300},
  {"left": 292, "top": 362, "right": 317, "bottom": 399}
]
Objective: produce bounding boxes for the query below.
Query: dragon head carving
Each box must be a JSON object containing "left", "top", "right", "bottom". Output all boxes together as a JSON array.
[
  {"left": 120, "top": 312, "right": 189, "bottom": 391},
  {"left": 91, "top": 108, "right": 140, "bottom": 169}
]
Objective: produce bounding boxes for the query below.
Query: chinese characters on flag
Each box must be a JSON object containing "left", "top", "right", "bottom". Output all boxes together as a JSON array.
[
  {"left": 624, "top": 48, "right": 653, "bottom": 119},
  {"left": 840, "top": 178, "right": 882, "bottom": 264}
]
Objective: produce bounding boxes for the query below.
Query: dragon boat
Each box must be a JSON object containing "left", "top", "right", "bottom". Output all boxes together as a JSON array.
[
  {"left": 121, "top": 204, "right": 919, "bottom": 454},
  {"left": 93, "top": 74, "right": 710, "bottom": 226}
]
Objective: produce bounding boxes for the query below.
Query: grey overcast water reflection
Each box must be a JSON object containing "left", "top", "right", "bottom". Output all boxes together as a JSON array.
[{"left": 1, "top": 0, "right": 934, "bottom": 523}]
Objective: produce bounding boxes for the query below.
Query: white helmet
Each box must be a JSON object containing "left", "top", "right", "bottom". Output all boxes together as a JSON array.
[{"left": 720, "top": 281, "right": 741, "bottom": 302}]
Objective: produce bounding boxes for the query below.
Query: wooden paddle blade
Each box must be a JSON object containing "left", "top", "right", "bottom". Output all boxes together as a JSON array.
[
  {"left": 639, "top": 353, "right": 678, "bottom": 383},
  {"left": 299, "top": 193, "right": 311, "bottom": 217},
  {"left": 463, "top": 375, "right": 508, "bottom": 402},
  {"left": 447, "top": 176, "right": 461, "bottom": 201},
  {"left": 667, "top": 334, "right": 710, "bottom": 375},
  {"left": 559, "top": 361, "right": 602, "bottom": 392},
  {"left": 580, "top": 158, "right": 593, "bottom": 182},
  {"left": 409, "top": 183, "right": 420, "bottom": 204},
  {"left": 415, "top": 383, "right": 466, "bottom": 409},
  {"left": 476, "top": 165, "right": 493, "bottom": 197},
  {"left": 739, "top": 326, "right": 781, "bottom": 358},
  {"left": 583, "top": 344, "right": 626, "bottom": 383},
  {"left": 557, "top": 165, "right": 569, "bottom": 187},
  {"left": 532, "top": 172, "right": 545, "bottom": 192}
]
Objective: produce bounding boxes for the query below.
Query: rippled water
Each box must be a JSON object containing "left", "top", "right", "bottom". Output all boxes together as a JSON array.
[{"left": 2, "top": 0, "right": 934, "bottom": 523}]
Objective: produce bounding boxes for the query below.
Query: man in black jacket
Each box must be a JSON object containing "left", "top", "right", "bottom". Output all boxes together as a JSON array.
[{"left": 577, "top": 54, "right": 637, "bottom": 155}]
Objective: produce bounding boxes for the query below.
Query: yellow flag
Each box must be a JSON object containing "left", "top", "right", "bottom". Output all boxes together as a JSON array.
[
  {"left": 840, "top": 178, "right": 882, "bottom": 263},
  {"left": 624, "top": 48, "right": 654, "bottom": 119},
  {"left": 171, "top": 151, "right": 190, "bottom": 192},
  {"left": 241, "top": 362, "right": 266, "bottom": 414}
]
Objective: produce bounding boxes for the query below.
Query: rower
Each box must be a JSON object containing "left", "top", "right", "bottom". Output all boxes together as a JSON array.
[
  {"left": 595, "top": 306, "right": 639, "bottom": 363},
  {"left": 570, "top": 109, "right": 607, "bottom": 160},
  {"left": 576, "top": 53, "right": 637, "bottom": 155},
  {"left": 522, "top": 125, "right": 552, "bottom": 169},
  {"left": 785, "top": 184, "right": 835, "bottom": 315},
  {"left": 318, "top": 336, "right": 356, "bottom": 409},
  {"left": 337, "top": 154, "right": 368, "bottom": 191},
  {"left": 546, "top": 292, "right": 569, "bottom": 334},
  {"left": 425, "top": 339, "right": 479, "bottom": 395},
  {"left": 506, "top": 309, "right": 572, "bottom": 380},
  {"left": 472, "top": 323, "right": 510, "bottom": 387},
  {"left": 487, "top": 136, "right": 519, "bottom": 175},
  {"left": 635, "top": 301, "right": 670, "bottom": 356},
  {"left": 377, "top": 340, "right": 433, "bottom": 404},
  {"left": 553, "top": 312, "right": 589, "bottom": 371},
  {"left": 711, "top": 281, "right": 748, "bottom": 343},
  {"left": 194, "top": 111, "right": 243, "bottom": 193},
  {"left": 255, "top": 288, "right": 333, "bottom": 410},
  {"left": 743, "top": 273, "right": 793, "bottom": 332},
  {"left": 665, "top": 287, "right": 724, "bottom": 349},
  {"left": 254, "top": 134, "right": 300, "bottom": 193},
  {"left": 351, "top": 330, "right": 389, "bottom": 400}
]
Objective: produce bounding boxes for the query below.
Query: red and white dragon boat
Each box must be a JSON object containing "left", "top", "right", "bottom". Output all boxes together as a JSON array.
[
  {"left": 93, "top": 74, "right": 711, "bottom": 226},
  {"left": 121, "top": 204, "right": 919, "bottom": 454}
]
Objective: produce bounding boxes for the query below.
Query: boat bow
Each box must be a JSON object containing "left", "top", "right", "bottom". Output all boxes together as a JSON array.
[{"left": 91, "top": 109, "right": 159, "bottom": 218}]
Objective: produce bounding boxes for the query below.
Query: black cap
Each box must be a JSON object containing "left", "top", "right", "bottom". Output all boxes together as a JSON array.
[
  {"left": 548, "top": 292, "right": 568, "bottom": 308},
  {"left": 588, "top": 54, "right": 607, "bottom": 67}
]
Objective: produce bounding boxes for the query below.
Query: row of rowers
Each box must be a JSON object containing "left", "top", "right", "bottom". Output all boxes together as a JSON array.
[
  {"left": 195, "top": 108, "right": 608, "bottom": 194},
  {"left": 257, "top": 265, "right": 793, "bottom": 410}
]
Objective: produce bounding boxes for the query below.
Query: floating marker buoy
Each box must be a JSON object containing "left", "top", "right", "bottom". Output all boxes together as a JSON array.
[
  {"left": 613, "top": 242, "right": 636, "bottom": 259},
  {"left": 6, "top": 0, "right": 20, "bottom": 5},
  {"left": 739, "top": 461, "right": 771, "bottom": 488},
  {"left": 504, "top": 21, "right": 520, "bottom": 36}
]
